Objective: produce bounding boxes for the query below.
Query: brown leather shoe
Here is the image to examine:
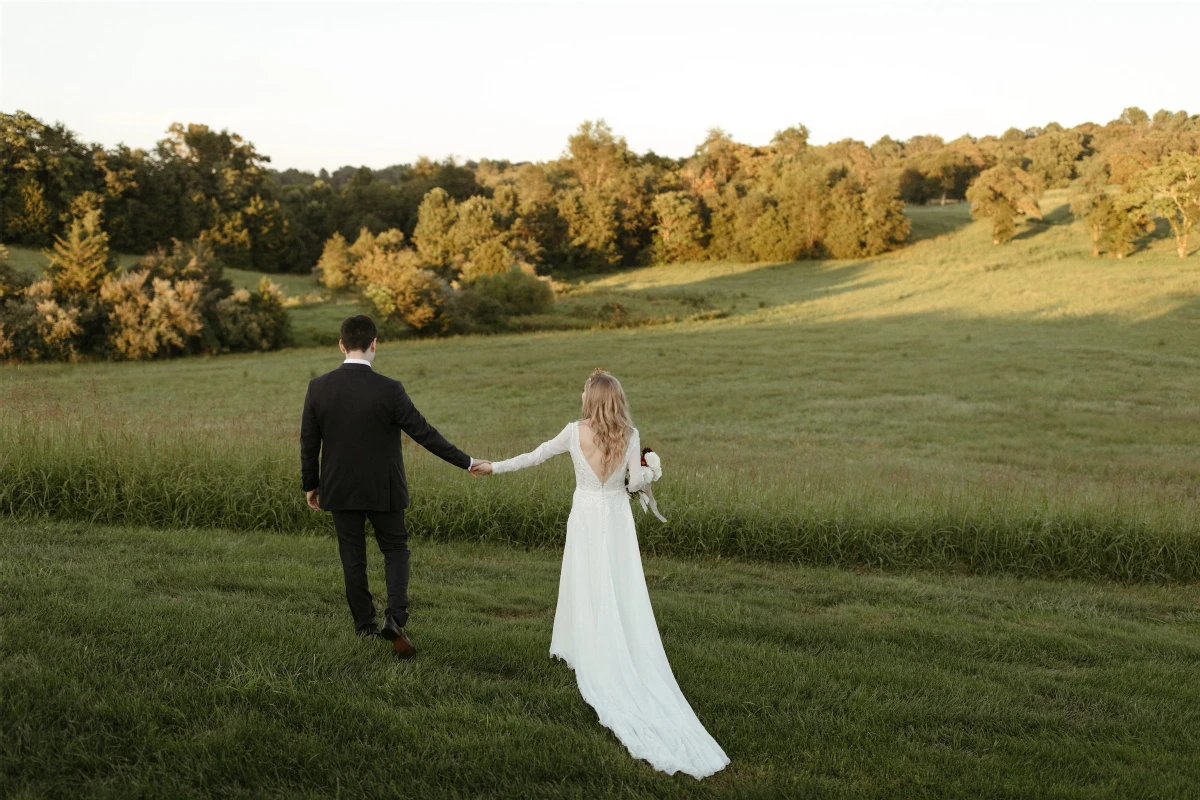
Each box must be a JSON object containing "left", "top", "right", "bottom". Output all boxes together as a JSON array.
[{"left": 381, "top": 615, "right": 416, "bottom": 659}]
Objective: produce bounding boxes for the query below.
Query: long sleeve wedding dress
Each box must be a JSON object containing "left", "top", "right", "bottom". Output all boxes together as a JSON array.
[{"left": 491, "top": 421, "right": 729, "bottom": 779}]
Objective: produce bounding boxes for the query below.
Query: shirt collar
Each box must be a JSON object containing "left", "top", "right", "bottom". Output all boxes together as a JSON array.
[{"left": 343, "top": 358, "right": 373, "bottom": 368}]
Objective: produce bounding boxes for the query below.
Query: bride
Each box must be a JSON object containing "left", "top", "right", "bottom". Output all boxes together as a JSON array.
[{"left": 471, "top": 369, "right": 729, "bottom": 779}]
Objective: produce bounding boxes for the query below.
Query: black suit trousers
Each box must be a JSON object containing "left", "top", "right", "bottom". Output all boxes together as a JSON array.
[{"left": 331, "top": 509, "right": 411, "bottom": 630}]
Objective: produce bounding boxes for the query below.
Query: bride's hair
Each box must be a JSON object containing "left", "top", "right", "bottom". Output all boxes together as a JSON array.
[{"left": 581, "top": 369, "right": 634, "bottom": 475}]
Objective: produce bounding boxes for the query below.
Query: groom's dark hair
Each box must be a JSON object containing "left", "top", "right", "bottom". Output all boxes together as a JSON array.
[{"left": 340, "top": 315, "right": 377, "bottom": 352}]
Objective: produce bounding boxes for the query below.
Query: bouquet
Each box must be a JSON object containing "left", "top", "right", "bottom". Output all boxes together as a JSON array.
[{"left": 632, "top": 447, "right": 667, "bottom": 523}]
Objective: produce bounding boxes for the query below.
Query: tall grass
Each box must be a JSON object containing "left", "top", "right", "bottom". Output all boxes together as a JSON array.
[{"left": 3, "top": 397, "right": 1196, "bottom": 582}]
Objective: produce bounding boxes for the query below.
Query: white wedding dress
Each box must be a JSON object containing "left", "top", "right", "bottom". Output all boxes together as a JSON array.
[{"left": 492, "top": 422, "right": 730, "bottom": 779}]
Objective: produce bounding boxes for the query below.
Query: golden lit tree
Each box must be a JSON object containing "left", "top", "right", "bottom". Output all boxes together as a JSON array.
[{"left": 966, "top": 165, "right": 1043, "bottom": 244}]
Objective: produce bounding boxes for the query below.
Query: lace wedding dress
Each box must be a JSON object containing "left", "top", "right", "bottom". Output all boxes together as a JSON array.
[{"left": 491, "top": 421, "right": 729, "bottom": 779}]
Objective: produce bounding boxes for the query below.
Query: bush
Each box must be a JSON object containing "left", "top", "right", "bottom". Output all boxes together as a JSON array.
[
  {"left": 363, "top": 268, "right": 449, "bottom": 334},
  {"left": 211, "top": 278, "right": 291, "bottom": 352},
  {"left": 0, "top": 280, "right": 84, "bottom": 362},
  {"left": 469, "top": 266, "right": 554, "bottom": 316},
  {"left": 98, "top": 271, "right": 205, "bottom": 360},
  {"left": 0, "top": 225, "right": 291, "bottom": 362},
  {"left": 321, "top": 228, "right": 557, "bottom": 336}
]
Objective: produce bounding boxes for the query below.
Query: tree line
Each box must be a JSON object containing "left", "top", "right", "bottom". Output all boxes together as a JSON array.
[
  {"left": 4, "top": 107, "right": 1196, "bottom": 277},
  {"left": 2, "top": 106, "right": 1198, "bottom": 360},
  {"left": 955, "top": 108, "right": 1200, "bottom": 255}
]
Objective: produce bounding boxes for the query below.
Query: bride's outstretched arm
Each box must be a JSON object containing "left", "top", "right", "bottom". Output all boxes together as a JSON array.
[{"left": 491, "top": 424, "right": 573, "bottom": 474}]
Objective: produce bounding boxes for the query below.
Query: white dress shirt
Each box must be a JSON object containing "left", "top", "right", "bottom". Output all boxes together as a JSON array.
[{"left": 344, "top": 358, "right": 478, "bottom": 469}]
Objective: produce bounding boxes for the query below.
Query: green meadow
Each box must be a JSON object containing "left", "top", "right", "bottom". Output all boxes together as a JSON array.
[
  {"left": 2, "top": 522, "right": 1197, "bottom": 798},
  {"left": 3, "top": 194, "right": 1199, "bottom": 580}
]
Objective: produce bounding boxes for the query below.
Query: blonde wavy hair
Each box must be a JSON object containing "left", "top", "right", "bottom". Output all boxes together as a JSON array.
[{"left": 580, "top": 368, "right": 634, "bottom": 475}]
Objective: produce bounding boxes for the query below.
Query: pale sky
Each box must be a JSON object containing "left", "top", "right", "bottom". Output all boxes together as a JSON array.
[{"left": 1, "top": 1, "right": 1196, "bottom": 172}]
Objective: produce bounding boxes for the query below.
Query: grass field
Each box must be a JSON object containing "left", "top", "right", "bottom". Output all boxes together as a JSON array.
[
  {"left": 3, "top": 521, "right": 1198, "bottom": 798},
  {"left": 3, "top": 193, "right": 1199, "bottom": 580}
]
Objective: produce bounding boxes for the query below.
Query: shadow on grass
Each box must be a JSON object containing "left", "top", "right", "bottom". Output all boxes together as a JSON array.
[{"left": 647, "top": 259, "right": 891, "bottom": 313}]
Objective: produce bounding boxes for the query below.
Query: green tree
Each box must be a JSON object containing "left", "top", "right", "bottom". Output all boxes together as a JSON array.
[
  {"left": 0, "top": 111, "right": 101, "bottom": 246},
  {"left": 823, "top": 179, "right": 911, "bottom": 258},
  {"left": 650, "top": 191, "right": 706, "bottom": 262},
  {"left": 558, "top": 120, "right": 653, "bottom": 269},
  {"left": 1028, "top": 130, "right": 1087, "bottom": 189},
  {"left": 966, "top": 165, "right": 1043, "bottom": 244},
  {"left": 1069, "top": 164, "right": 1112, "bottom": 257},
  {"left": 775, "top": 163, "right": 831, "bottom": 258},
  {"left": 1100, "top": 190, "right": 1154, "bottom": 259},
  {"left": 1142, "top": 153, "right": 1200, "bottom": 258},
  {"left": 861, "top": 181, "right": 912, "bottom": 254},
  {"left": 452, "top": 195, "right": 509, "bottom": 278}
]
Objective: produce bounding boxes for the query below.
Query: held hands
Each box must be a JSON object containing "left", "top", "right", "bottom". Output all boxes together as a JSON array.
[
  {"left": 305, "top": 488, "right": 320, "bottom": 510},
  {"left": 469, "top": 460, "right": 493, "bottom": 477}
]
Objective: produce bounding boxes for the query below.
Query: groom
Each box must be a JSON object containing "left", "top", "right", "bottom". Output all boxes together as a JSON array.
[{"left": 300, "top": 315, "right": 488, "bottom": 658}]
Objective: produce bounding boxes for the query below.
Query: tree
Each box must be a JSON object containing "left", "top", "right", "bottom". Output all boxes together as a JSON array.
[
  {"left": 314, "top": 232, "right": 351, "bottom": 289},
  {"left": 965, "top": 165, "right": 1043, "bottom": 244},
  {"left": 452, "top": 197, "right": 504, "bottom": 264},
  {"left": 45, "top": 209, "right": 115, "bottom": 296},
  {"left": 1069, "top": 164, "right": 1111, "bottom": 257},
  {"left": 1100, "top": 190, "right": 1153, "bottom": 259},
  {"left": 774, "top": 162, "right": 832, "bottom": 258},
  {"left": 362, "top": 264, "right": 450, "bottom": 333},
  {"left": 861, "top": 181, "right": 912, "bottom": 255},
  {"left": 1, "top": 111, "right": 101, "bottom": 246},
  {"left": 412, "top": 188, "right": 459, "bottom": 270},
  {"left": 1118, "top": 107, "right": 1151, "bottom": 128},
  {"left": 1142, "top": 152, "right": 1200, "bottom": 258},
  {"left": 1027, "top": 129, "right": 1086, "bottom": 189},
  {"left": 559, "top": 120, "right": 654, "bottom": 268},
  {"left": 823, "top": 178, "right": 911, "bottom": 258},
  {"left": 771, "top": 124, "right": 810, "bottom": 163},
  {"left": 651, "top": 191, "right": 706, "bottom": 262}
]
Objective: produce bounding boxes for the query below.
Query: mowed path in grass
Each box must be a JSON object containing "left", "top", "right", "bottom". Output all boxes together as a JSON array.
[{"left": 2, "top": 522, "right": 1197, "bottom": 798}]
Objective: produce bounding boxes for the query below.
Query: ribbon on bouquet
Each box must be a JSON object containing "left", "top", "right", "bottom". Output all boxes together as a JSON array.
[{"left": 636, "top": 484, "right": 668, "bottom": 523}]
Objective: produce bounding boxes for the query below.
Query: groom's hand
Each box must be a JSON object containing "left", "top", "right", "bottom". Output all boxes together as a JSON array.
[
  {"left": 469, "top": 461, "right": 493, "bottom": 476},
  {"left": 306, "top": 488, "right": 320, "bottom": 510}
]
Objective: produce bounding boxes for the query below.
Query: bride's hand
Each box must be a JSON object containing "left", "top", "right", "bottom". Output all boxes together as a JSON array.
[{"left": 470, "top": 460, "right": 493, "bottom": 476}]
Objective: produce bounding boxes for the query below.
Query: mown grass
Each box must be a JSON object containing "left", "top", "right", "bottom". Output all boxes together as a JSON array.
[
  {"left": 2, "top": 521, "right": 1197, "bottom": 798},
  {"left": 2, "top": 194, "right": 1199, "bottom": 580}
]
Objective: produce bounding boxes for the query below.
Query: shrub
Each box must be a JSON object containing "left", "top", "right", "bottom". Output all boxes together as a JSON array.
[
  {"left": 363, "top": 267, "right": 450, "bottom": 334},
  {"left": 98, "top": 271, "right": 205, "bottom": 360},
  {"left": 470, "top": 266, "right": 554, "bottom": 316},
  {"left": 322, "top": 227, "right": 557, "bottom": 336},
  {"left": 211, "top": 278, "right": 291, "bottom": 352},
  {"left": 0, "top": 279, "right": 86, "bottom": 362}
]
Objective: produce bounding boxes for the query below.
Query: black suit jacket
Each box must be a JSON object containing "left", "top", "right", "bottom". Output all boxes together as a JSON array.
[{"left": 300, "top": 363, "right": 471, "bottom": 511}]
